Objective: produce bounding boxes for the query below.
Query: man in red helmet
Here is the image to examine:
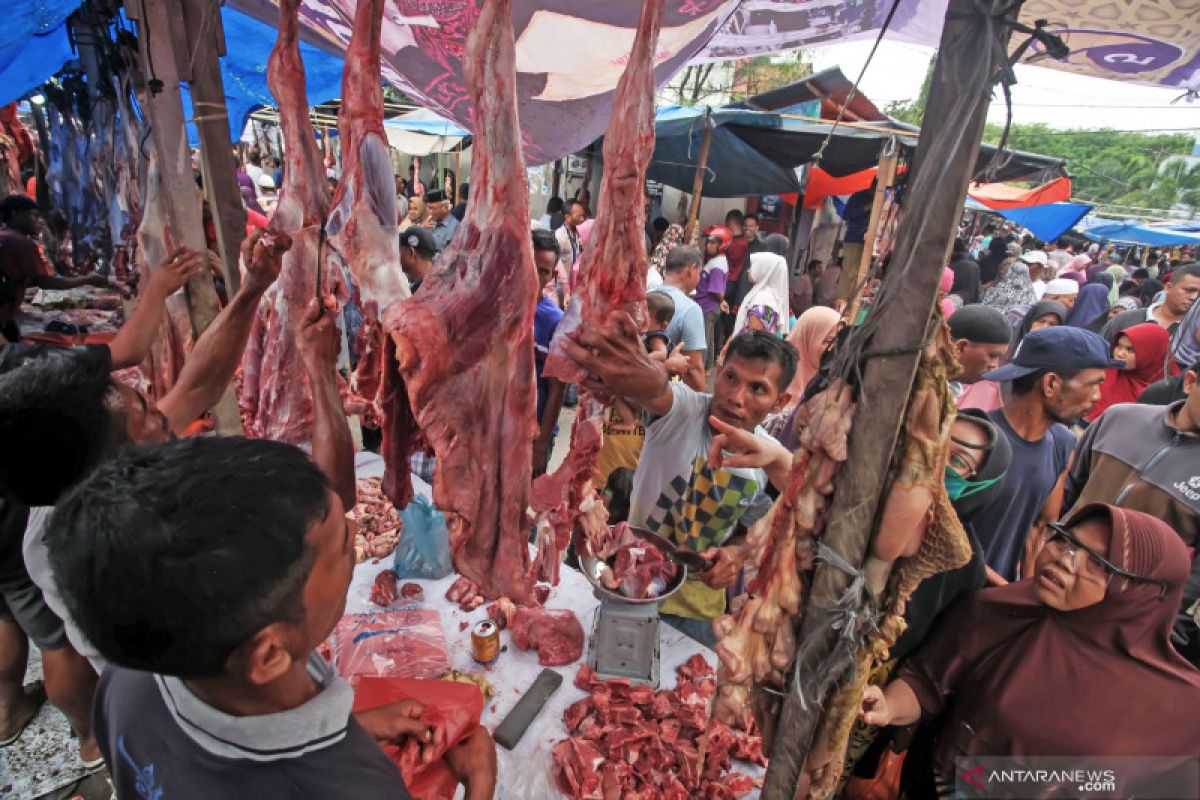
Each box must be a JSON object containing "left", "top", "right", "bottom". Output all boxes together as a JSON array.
[{"left": 699, "top": 225, "right": 731, "bottom": 370}]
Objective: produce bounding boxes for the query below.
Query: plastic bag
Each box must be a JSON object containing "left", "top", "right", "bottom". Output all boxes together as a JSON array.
[
  {"left": 353, "top": 677, "right": 484, "bottom": 800},
  {"left": 393, "top": 494, "right": 453, "bottom": 579},
  {"left": 331, "top": 609, "right": 451, "bottom": 684},
  {"left": 494, "top": 738, "right": 561, "bottom": 800}
]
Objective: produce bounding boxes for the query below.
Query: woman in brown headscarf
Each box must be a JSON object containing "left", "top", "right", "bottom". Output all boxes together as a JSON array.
[{"left": 860, "top": 504, "right": 1200, "bottom": 796}]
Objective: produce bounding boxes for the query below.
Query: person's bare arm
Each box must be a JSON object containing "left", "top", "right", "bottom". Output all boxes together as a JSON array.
[
  {"left": 158, "top": 230, "right": 289, "bottom": 435},
  {"left": 532, "top": 377, "right": 566, "bottom": 478},
  {"left": 296, "top": 295, "right": 355, "bottom": 511},
  {"left": 1021, "top": 453, "right": 1072, "bottom": 578},
  {"left": 985, "top": 566, "right": 1009, "bottom": 587},
  {"left": 31, "top": 273, "right": 109, "bottom": 291},
  {"left": 107, "top": 248, "right": 206, "bottom": 370},
  {"left": 558, "top": 311, "right": 674, "bottom": 416},
  {"left": 682, "top": 349, "right": 706, "bottom": 392}
]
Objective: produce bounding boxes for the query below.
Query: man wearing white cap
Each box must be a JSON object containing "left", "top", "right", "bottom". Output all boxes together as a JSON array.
[
  {"left": 1020, "top": 250, "right": 1050, "bottom": 299},
  {"left": 1042, "top": 277, "right": 1079, "bottom": 309}
]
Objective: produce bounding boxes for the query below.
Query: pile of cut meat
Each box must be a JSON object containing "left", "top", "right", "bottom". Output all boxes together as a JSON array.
[
  {"left": 347, "top": 477, "right": 401, "bottom": 562},
  {"left": 591, "top": 523, "right": 677, "bottom": 601},
  {"left": 553, "top": 656, "right": 763, "bottom": 799}
]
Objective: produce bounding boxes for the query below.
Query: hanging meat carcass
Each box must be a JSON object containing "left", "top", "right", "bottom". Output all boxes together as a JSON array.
[
  {"left": 380, "top": 0, "right": 535, "bottom": 602},
  {"left": 240, "top": 0, "right": 347, "bottom": 444},
  {"left": 531, "top": 0, "right": 665, "bottom": 584},
  {"left": 134, "top": 150, "right": 193, "bottom": 400},
  {"left": 324, "top": 0, "right": 406, "bottom": 315}
]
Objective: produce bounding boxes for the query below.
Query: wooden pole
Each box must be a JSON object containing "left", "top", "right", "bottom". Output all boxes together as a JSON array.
[
  {"left": 551, "top": 157, "right": 562, "bottom": 198},
  {"left": 182, "top": 0, "right": 244, "bottom": 295},
  {"left": 28, "top": 102, "right": 51, "bottom": 212},
  {"left": 126, "top": 0, "right": 243, "bottom": 435},
  {"left": 454, "top": 146, "right": 462, "bottom": 204},
  {"left": 760, "top": 2, "right": 1013, "bottom": 796},
  {"left": 685, "top": 108, "right": 714, "bottom": 243},
  {"left": 846, "top": 139, "right": 899, "bottom": 322}
]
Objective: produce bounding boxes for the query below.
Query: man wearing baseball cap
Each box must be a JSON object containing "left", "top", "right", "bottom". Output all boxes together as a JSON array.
[
  {"left": 968, "top": 326, "right": 1118, "bottom": 584},
  {"left": 1019, "top": 250, "right": 1050, "bottom": 299},
  {"left": 399, "top": 226, "right": 437, "bottom": 293}
]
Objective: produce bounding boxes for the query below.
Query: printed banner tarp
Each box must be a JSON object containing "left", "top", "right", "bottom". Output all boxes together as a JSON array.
[{"left": 223, "top": 0, "right": 1199, "bottom": 165}]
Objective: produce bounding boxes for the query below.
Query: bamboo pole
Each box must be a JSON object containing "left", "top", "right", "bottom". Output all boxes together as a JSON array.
[
  {"left": 685, "top": 108, "right": 714, "bottom": 244},
  {"left": 846, "top": 139, "right": 899, "bottom": 322},
  {"left": 183, "top": 0, "right": 244, "bottom": 295},
  {"left": 125, "top": 0, "right": 243, "bottom": 435},
  {"left": 760, "top": 1, "right": 1015, "bottom": 795}
]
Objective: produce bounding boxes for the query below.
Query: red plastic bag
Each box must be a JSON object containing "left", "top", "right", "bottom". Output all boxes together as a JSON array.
[
  {"left": 331, "top": 609, "right": 451, "bottom": 685},
  {"left": 353, "top": 677, "right": 484, "bottom": 800}
]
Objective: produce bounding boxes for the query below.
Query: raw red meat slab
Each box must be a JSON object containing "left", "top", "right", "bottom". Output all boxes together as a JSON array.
[
  {"left": 381, "top": 0, "right": 535, "bottom": 603},
  {"left": 541, "top": 0, "right": 663, "bottom": 384},
  {"left": 324, "top": 0, "right": 407, "bottom": 314},
  {"left": 510, "top": 606, "right": 584, "bottom": 667},
  {"left": 240, "top": 0, "right": 347, "bottom": 444},
  {"left": 531, "top": 0, "right": 664, "bottom": 578}
]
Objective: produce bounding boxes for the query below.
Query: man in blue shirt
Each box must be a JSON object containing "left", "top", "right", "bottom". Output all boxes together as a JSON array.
[
  {"left": 424, "top": 190, "right": 459, "bottom": 252},
  {"left": 532, "top": 229, "right": 566, "bottom": 474},
  {"left": 972, "top": 327, "right": 1118, "bottom": 583},
  {"left": 649, "top": 245, "right": 707, "bottom": 391}
]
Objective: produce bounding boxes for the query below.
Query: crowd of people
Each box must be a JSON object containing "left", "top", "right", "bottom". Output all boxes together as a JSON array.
[{"left": 2, "top": 140, "right": 1200, "bottom": 799}]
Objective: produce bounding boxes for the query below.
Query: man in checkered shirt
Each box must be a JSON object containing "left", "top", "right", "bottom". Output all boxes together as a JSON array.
[{"left": 560, "top": 323, "right": 798, "bottom": 647}]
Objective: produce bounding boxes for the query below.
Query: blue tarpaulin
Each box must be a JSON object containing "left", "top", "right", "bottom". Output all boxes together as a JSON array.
[
  {"left": 996, "top": 202, "right": 1093, "bottom": 242},
  {"left": 184, "top": 6, "right": 344, "bottom": 145},
  {"left": 1083, "top": 220, "right": 1200, "bottom": 247},
  {"left": 0, "top": 22, "right": 76, "bottom": 109}
]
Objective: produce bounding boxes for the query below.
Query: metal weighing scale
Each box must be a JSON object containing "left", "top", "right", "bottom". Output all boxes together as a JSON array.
[{"left": 577, "top": 526, "right": 687, "bottom": 688}]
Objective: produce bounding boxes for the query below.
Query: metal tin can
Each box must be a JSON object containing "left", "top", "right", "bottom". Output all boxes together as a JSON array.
[{"left": 471, "top": 620, "right": 500, "bottom": 665}]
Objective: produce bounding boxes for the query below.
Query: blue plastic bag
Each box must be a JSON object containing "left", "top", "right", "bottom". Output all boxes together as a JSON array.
[{"left": 392, "top": 494, "right": 453, "bottom": 579}]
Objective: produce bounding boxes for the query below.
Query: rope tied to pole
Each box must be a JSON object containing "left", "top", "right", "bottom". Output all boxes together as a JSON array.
[{"left": 792, "top": 543, "right": 877, "bottom": 711}]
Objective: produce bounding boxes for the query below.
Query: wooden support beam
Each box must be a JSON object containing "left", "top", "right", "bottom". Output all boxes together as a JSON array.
[
  {"left": 126, "top": 0, "right": 243, "bottom": 435},
  {"left": 181, "top": 0, "right": 245, "bottom": 295},
  {"left": 760, "top": 1, "right": 1013, "bottom": 796},
  {"left": 685, "top": 108, "right": 714, "bottom": 244},
  {"left": 847, "top": 139, "right": 899, "bottom": 322}
]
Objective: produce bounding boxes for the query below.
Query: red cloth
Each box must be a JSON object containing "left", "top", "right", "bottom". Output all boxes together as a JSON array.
[
  {"left": 1087, "top": 322, "right": 1171, "bottom": 421},
  {"left": 725, "top": 235, "right": 749, "bottom": 284},
  {"left": 899, "top": 504, "right": 1200, "bottom": 790}
]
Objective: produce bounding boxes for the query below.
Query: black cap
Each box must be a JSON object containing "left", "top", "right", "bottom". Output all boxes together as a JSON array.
[
  {"left": 425, "top": 189, "right": 447, "bottom": 204},
  {"left": 984, "top": 326, "right": 1121, "bottom": 381},
  {"left": 948, "top": 305, "right": 1011, "bottom": 345},
  {"left": 400, "top": 226, "right": 438, "bottom": 257}
]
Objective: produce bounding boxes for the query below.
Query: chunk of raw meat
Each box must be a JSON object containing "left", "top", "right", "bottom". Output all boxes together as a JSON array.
[
  {"left": 510, "top": 606, "right": 584, "bottom": 667},
  {"left": 542, "top": 0, "right": 664, "bottom": 384},
  {"left": 239, "top": 0, "right": 347, "bottom": 444},
  {"left": 369, "top": 568, "right": 398, "bottom": 607},
  {"left": 381, "top": 0, "right": 535, "bottom": 603},
  {"left": 346, "top": 477, "right": 401, "bottom": 562},
  {"left": 485, "top": 597, "right": 517, "bottom": 630},
  {"left": 554, "top": 658, "right": 760, "bottom": 799},
  {"left": 594, "top": 522, "right": 677, "bottom": 600},
  {"left": 445, "top": 576, "right": 486, "bottom": 612},
  {"left": 324, "top": 0, "right": 407, "bottom": 314},
  {"left": 399, "top": 582, "right": 423, "bottom": 601},
  {"left": 530, "top": 415, "right": 603, "bottom": 586}
]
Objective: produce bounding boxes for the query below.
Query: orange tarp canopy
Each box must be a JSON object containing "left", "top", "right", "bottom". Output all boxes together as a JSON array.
[{"left": 966, "top": 176, "right": 1072, "bottom": 209}]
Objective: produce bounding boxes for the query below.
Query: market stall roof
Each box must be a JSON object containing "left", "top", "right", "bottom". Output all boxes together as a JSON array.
[
  {"left": 727, "top": 66, "right": 888, "bottom": 122},
  {"left": 382, "top": 109, "right": 469, "bottom": 156},
  {"left": 1082, "top": 219, "right": 1200, "bottom": 247},
  {"left": 635, "top": 105, "right": 1067, "bottom": 199}
]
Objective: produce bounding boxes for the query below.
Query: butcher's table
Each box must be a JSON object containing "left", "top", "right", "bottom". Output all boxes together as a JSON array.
[{"left": 348, "top": 453, "right": 764, "bottom": 798}]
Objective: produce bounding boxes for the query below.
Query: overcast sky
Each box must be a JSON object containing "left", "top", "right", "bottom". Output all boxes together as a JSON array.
[{"left": 807, "top": 40, "right": 1200, "bottom": 140}]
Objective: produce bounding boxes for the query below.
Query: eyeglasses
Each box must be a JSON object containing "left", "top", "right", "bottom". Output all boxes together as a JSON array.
[
  {"left": 1043, "top": 523, "right": 1168, "bottom": 600},
  {"left": 946, "top": 448, "right": 980, "bottom": 479}
]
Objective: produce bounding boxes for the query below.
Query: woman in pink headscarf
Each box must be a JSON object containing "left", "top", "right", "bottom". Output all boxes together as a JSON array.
[{"left": 763, "top": 307, "right": 842, "bottom": 440}]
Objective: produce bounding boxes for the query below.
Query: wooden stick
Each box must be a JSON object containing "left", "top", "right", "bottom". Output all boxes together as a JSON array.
[
  {"left": 846, "top": 140, "right": 899, "bottom": 322},
  {"left": 685, "top": 108, "right": 714, "bottom": 244},
  {"left": 760, "top": 2, "right": 1013, "bottom": 796}
]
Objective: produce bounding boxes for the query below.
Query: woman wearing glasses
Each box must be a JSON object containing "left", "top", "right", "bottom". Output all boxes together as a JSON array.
[{"left": 860, "top": 504, "right": 1200, "bottom": 796}]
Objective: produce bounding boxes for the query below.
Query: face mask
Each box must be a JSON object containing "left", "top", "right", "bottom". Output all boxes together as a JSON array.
[{"left": 944, "top": 465, "right": 1003, "bottom": 501}]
